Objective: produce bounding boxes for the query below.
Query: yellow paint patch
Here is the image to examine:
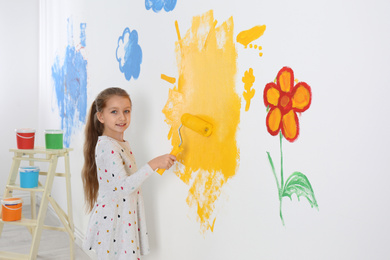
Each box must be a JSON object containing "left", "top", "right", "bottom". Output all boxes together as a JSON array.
[
  {"left": 162, "top": 10, "right": 241, "bottom": 233},
  {"left": 161, "top": 74, "right": 176, "bottom": 84},
  {"left": 242, "top": 68, "right": 256, "bottom": 111},
  {"left": 236, "top": 25, "right": 266, "bottom": 48}
]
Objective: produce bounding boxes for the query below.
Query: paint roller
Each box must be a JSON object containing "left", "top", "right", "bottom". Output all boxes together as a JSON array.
[{"left": 156, "top": 113, "right": 213, "bottom": 175}]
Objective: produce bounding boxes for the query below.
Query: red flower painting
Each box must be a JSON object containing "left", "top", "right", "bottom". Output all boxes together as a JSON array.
[
  {"left": 264, "top": 66, "right": 317, "bottom": 225},
  {"left": 263, "top": 66, "right": 312, "bottom": 142}
]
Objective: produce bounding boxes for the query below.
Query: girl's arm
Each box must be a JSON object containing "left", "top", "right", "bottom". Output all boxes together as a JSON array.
[
  {"left": 96, "top": 140, "right": 152, "bottom": 195},
  {"left": 96, "top": 140, "right": 176, "bottom": 195}
]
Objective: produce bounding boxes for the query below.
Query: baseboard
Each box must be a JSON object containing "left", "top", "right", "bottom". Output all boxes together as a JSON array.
[{"left": 74, "top": 227, "right": 97, "bottom": 259}]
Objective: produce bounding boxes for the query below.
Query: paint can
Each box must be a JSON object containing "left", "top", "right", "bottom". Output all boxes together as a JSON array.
[
  {"left": 15, "top": 128, "right": 35, "bottom": 149},
  {"left": 19, "top": 166, "right": 40, "bottom": 188},
  {"left": 45, "top": 129, "right": 63, "bottom": 149},
  {"left": 1, "top": 198, "right": 23, "bottom": 221}
]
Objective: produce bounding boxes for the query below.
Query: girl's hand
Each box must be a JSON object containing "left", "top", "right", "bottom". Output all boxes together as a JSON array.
[{"left": 148, "top": 154, "right": 177, "bottom": 171}]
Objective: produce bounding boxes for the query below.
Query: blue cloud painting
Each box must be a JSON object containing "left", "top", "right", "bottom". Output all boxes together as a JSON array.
[
  {"left": 145, "top": 0, "right": 177, "bottom": 13},
  {"left": 51, "top": 20, "right": 87, "bottom": 148},
  {"left": 116, "top": 28, "right": 142, "bottom": 81}
]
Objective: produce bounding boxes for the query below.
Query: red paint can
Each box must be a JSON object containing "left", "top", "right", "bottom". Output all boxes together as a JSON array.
[{"left": 15, "top": 128, "right": 35, "bottom": 149}]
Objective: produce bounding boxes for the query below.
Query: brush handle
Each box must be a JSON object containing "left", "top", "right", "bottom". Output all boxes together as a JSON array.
[{"left": 156, "top": 146, "right": 184, "bottom": 175}]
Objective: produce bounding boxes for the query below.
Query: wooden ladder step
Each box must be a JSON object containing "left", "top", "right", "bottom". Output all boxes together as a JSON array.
[
  {"left": 0, "top": 250, "right": 29, "bottom": 259},
  {"left": 6, "top": 184, "right": 45, "bottom": 192},
  {"left": 0, "top": 218, "right": 37, "bottom": 227},
  {"left": 12, "top": 156, "right": 52, "bottom": 163}
]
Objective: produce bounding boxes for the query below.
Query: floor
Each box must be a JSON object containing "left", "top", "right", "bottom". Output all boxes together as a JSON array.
[{"left": 0, "top": 204, "right": 92, "bottom": 259}]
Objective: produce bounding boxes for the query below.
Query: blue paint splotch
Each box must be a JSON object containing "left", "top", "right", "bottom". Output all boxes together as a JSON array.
[
  {"left": 80, "top": 23, "right": 87, "bottom": 47},
  {"left": 145, "top": 0, "right": 177, "bottom": 12},
  {"left": 116, "top": 28, "right": 142, "bottom": 81},
  {"left": 51, "top": 21, "right": 87, "bottom": 148}
]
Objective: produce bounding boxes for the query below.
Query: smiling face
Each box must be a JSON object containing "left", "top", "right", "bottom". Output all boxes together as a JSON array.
[{"left": 97, "top": 95, "right": 132, "bottom": 141}]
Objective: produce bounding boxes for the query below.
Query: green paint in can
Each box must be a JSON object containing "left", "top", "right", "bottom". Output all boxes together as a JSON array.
[{"left": 45, "top": 130, "right": 63, "bottom": 149}]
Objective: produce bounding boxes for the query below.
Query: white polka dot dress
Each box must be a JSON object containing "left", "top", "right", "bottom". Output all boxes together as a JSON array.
[{"left": 83, "top": 136, "right": 152, "bottom": 259}]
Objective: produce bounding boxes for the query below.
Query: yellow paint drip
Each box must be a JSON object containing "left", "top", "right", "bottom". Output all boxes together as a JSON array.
[{"left": 162, "top": 10, "right": 241, "bottom": 233}]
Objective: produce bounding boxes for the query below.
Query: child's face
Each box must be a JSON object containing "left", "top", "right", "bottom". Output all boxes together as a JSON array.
[{"left": 97, "top": 95, "right": 132, "bottom": 141}]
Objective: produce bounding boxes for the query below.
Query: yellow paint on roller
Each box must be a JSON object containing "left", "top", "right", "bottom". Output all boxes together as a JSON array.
[
  {"left": 156, "top": 114, "right": 211, "bottom": 175},
  {"left": 162, "top": 10, "right": 240, "bottom": 233},
  {"left": 181, "top": 113, "right": 213, "bottom": 137}
]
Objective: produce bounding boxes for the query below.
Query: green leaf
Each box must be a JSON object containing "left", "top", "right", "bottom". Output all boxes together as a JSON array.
[
  {"left": 266, "top": 151, "right": 281, "bottom": 192},
  {"left": 282, "top": 171, "right": 318, "bottom": 209}
]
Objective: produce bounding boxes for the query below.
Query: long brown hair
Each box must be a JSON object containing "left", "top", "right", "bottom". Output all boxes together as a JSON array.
[{"left": 82, "top": 87, "right": 132, "bottom": 212}]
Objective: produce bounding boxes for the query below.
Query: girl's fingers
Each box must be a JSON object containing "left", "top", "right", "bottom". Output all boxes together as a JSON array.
[
  {"left": 168, "top": 156, "right": 175, "bottom": 168},
  {"left": 161, "top": 154, "right": 176, "bottom": 170}
]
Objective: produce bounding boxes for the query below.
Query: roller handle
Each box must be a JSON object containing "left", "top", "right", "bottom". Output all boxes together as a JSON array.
[{"left": 156, "top": 145, "right": 184, "bottom": 175}]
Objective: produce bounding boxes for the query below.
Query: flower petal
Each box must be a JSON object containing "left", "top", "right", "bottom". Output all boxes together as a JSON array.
[
  {"left": 292, "top": 82, "right": 311, "bottom": 112},
  {"left": 266, "top": 107, "right": 282, "bottom": 135},
  {"left": 277, "top": 67, "right": 294, "bottom": 93},
  {"left": 282, "top": 110, "right": 299, "bottom": 142},
  {"left": 263, "top": 82, "right": 280, "bottom": 108}
]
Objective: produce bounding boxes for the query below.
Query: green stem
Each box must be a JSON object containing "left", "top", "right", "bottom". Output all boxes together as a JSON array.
[
  {"left": 266, "top": 152, "right": 281, "bottom": 192},
  {"left": 279, "top": 132, "right": 285, "bottom": 225},
  {"left": 280, "top": 198, "right": 285, "bottom": 225},
  {"left": 280, "top": 132, "right": 284, "bottom": 191},
  {"left": 266, "top": 132, "right": 286, "bottom": 225}
]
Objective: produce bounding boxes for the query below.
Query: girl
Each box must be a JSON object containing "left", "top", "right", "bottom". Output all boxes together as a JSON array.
[{"left": 82, "top": 87, "right": 176, "bottom": 259}]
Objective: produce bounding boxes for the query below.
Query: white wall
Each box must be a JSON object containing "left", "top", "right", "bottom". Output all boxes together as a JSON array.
[
  {"left": 2, "top": 0, "right": 390, "bottom": 260},
  {"left": 0, "top": 0, "right": 39, "bottom": 196}
]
